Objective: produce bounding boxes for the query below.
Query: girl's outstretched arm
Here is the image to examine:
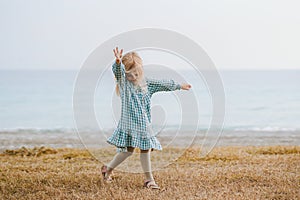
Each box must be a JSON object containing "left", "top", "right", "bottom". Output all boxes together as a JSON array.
[{"left": 147, "top": 78, "right": 191, "bottom": 96}]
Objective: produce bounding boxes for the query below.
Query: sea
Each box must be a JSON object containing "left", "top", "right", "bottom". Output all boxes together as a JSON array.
[{"left": 0, "top": 69, "right": 299, "bottom": 151}]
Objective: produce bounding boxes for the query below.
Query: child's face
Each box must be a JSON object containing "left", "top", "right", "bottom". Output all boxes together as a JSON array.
[{"left": 126, "top": 69, "right": 139, "bottom": 83}]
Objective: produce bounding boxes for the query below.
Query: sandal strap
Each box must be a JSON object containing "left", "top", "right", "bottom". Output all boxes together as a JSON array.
[
  {"left": 144, "top": 180, "right": 160, "bottom": 189},
  {"left": 101, "top": 165, "right": 107, "bottom": 176},
  {"left": 101, "top": 165, "right": 112, "bottom": 182}
]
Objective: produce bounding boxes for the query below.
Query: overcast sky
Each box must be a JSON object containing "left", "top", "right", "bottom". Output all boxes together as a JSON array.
[{"left": 1, "top": 0, "right": 299, "bottom": 70}]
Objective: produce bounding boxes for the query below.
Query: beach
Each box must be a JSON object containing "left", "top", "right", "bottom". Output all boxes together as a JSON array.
[
  {"left": 1, "top": 145, "right": 299, "bottom": 199},
  {"left": 1, "top": 70, "right": 299, "bottom": 199},
  {"left": 1, "top": 129, "right": 299, "bottom": 152}
]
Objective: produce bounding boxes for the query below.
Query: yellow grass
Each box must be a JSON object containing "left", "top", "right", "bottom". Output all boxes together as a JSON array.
[{"left": 0, "top": 146, "right": 299, "bottom": 200}]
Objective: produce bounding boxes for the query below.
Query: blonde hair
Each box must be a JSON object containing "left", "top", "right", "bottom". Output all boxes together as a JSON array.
[{"left": 115, "top": 52, "right": 145, "bottom": 95}]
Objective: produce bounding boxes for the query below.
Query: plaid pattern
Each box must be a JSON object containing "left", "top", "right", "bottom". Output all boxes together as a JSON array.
[{"left": 107, "top": 62, "right": 181, "bottom": 152}]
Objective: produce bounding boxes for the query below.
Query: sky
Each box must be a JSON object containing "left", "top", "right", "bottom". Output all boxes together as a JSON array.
[{"left": 0, "top": 0, "right": 300, "bottom": 70}]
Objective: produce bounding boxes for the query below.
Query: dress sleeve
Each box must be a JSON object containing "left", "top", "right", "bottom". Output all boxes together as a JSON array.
[
  {"left": 112, "top": 62, "right": 125, "bottom": 81},
  {"left": 147, "top": 78, "right": 181, "bottom": 96}
]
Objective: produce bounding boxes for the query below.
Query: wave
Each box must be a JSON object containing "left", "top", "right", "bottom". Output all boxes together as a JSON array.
[
  {"left": 0, "top": 127, "right": 76, "bottom": 134},
  {"left": 0, "top": 126, "right": 298, "bottom": 134},
  {"left": 233, "top": 126, "right": 297, "bottom": 132}
]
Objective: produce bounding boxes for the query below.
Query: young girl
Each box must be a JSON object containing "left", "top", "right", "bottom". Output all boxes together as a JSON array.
[{"left": 101, "top": 47, "right": 191, "bottom": 189}]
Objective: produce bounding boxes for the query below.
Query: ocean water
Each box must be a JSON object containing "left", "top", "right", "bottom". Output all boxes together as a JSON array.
[{"left": 0, "top": 70, "right": 299, "bottom": 150}]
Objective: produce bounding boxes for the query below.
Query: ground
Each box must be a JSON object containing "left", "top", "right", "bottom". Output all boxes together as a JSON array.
[{"left": 0, "top": 146, "right": 299, "bottom": 200}]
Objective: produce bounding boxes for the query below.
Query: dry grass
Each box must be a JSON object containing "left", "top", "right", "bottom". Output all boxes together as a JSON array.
[{"left": 0, "top": 146, "right": 299, "bottom": 200}]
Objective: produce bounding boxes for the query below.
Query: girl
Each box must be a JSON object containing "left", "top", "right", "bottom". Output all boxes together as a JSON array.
[{"left": 101, "top": 47, "right": 191, "bottom": 189}]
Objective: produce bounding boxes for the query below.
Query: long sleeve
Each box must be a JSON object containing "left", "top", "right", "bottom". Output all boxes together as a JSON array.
[
  {"left": 146, "top": 78, "right": 181, "bottom": 97},
  {"left": 112, "top": 62, "right": 125, "bottom": 81}
]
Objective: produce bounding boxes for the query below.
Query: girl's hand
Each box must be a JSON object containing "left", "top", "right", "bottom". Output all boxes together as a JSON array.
[
  {"left": 113, "top": 47, "right": 123, "bottom": 64},
  {"left": 181, "top": 83, "right": 192, "bottom": 90}
]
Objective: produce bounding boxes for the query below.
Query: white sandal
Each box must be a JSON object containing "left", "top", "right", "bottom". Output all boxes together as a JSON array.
[
  {"left": 101, "top": 165, "right": 113, "bottom": 182},
  {"left": 144, "top": 180, "right": 160, "bottom": 189}
]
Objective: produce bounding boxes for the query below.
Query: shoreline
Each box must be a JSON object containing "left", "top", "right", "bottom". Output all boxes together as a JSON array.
[{"left": 1, "top": 130, "right": 299, "bottom": 152}]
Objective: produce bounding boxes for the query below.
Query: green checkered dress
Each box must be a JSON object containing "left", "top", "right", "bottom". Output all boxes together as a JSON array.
[{"left": 107, "top": 62, "right": 181, "bottom": 152}]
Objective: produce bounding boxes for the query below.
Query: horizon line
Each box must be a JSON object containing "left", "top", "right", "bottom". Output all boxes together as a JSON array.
[{"left": 0, "top": 68, "right": 300, "bottom": 71}]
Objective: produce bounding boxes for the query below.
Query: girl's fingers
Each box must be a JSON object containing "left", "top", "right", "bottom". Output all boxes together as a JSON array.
[
  {"left": 113, "top": 47, "right": 123, "bottom": 62},
  {"left": 181, "top": 84, "right": 191, "bottom": 90},
  {"left": 113, "top": 47, "right": 123, "bottom": 57},
  {"left": 186, "top": 84, "right": 191, "bottom": 89}
]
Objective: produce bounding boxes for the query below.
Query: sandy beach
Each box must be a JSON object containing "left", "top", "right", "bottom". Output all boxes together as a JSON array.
[
  {"left": 1, "top": 145, "right": 299, "bottom": 199},
  {"left": 1, "top": 129, "right": 299, "bottom": 152}
]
